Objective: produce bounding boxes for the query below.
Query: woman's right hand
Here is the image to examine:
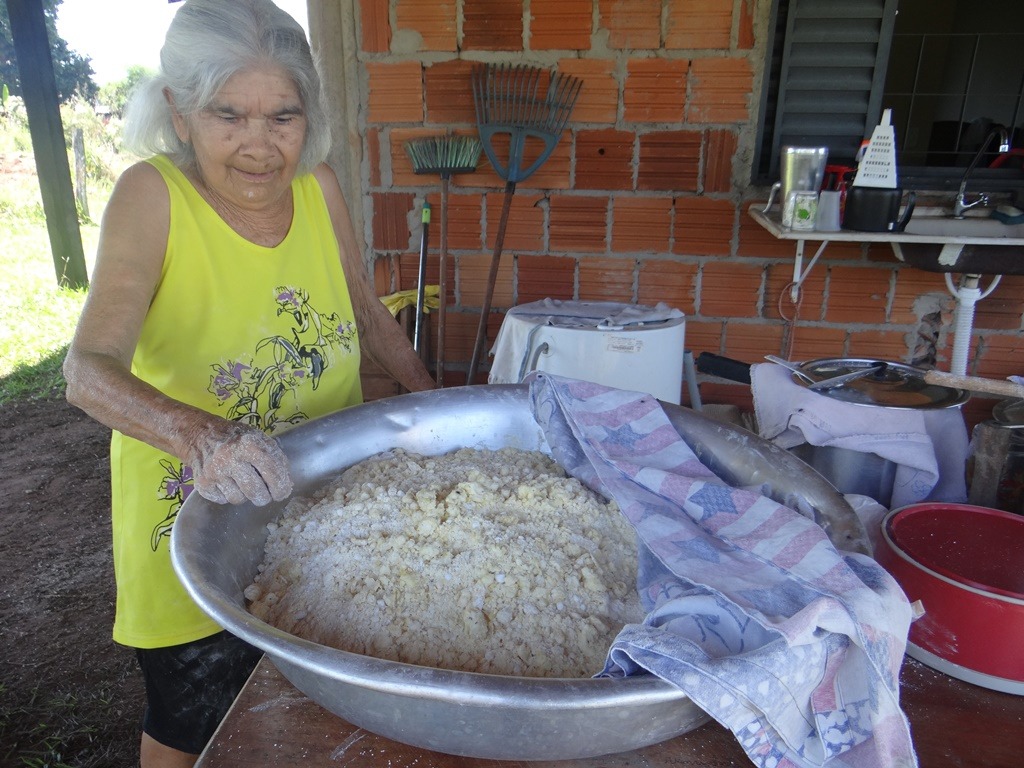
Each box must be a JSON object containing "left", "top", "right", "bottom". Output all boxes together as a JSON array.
[{"left": 184, "top": 420, "right": 294, "bottom": 506}]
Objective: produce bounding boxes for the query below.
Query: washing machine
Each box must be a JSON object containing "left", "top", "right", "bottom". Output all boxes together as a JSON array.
[{"left": 488, "top": 299, "right": 686, "bottom": 403}]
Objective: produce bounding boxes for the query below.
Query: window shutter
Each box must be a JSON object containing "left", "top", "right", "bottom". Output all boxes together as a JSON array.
[{"left": 754, "top": 0, "right": 898, "bottom": 183}]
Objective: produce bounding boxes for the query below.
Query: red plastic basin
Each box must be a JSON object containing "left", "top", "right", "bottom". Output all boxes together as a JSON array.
[{"left": 876, "top": 503, "right": 1024, "bottom": 695}]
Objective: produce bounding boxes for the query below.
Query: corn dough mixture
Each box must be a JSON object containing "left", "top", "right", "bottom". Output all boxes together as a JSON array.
[{"left": 244, "top": 447, "right": 643, "bottom": 678}]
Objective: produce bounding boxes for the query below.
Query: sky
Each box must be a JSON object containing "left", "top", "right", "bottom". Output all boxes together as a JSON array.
[{"left": 56, "top": 0, "right": 310, "bottom": 86}]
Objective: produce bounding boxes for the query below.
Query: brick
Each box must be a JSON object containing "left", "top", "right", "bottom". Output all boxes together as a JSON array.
[
  {"left": 846, "top": 329, "right": 912, "bottom": 362},
  {"left": 575, "top": 129, "right": 635, "bottom": 190},
  {"left": 637, "top": 259, "right": 698, "bottom": 314},
  {"left": 864, "top": 241, "right": 900, "bottom": 264},
  {"left": 359, "top": 0, "right": 391, "bottom": 53},
  {"left": 556, "top": 59, "right": 618, "bottom": 125},
  {"left": 683, "top": 319, "right": 725, "bottom": 355},
  {"left": 549, "top": 195, "right": 609, "bottom": 253},
  {"left": 530, "top": 0, "right": 592, "bottom": 50},
  {"left": 703, "top": 129, "right": 736, "bottom": 193},
  {"left": 579, "top": 256, "right": 636, "bottom": 301},
  {"left": 738, "top": 0, "right": 755, "bottom": 50},
  {"left": 765, "top": 264, "right": 826, "bottom": 322},
  {"left": 366, "top": 61, "right": 424, "bottom": 123},
  {"left": 516, "top": 255, "right": 576, "bottom": 303},
  {"left": 372, "top": 254, "right": 396, "bottom": 295},
  {"left": 723, "top": 321, "right": 786, "bottom": 362},
  {"left": 624, "top": 59, "right": 688, "bottom": 123},
  {"left": 458, "top": 252, "right": 515, "bottom": 309},
  {"left": 889, "top": 269, "right": 954, "bottom": 326},
  {"left": 687, "top": 57, "right": 752, "bottom": 123},
  {"left": 673, "top": 197, "right": 734, "bottom": 256},
  {"left": 830, "top": 240, "right": 872, "bottom": 261},
  {"left": 824, "top": 266, "right": 892, "bottom": 325},
  {"left": 697, "top": 380, "right": 754, "bottom": 412},
  {"left": 372, "top": 192, "right": 415, "bottom": 251},
  {"left": 699, "top": 261, "right": 763, "bottom": 318},
  {"left": 463, "top": 0, "right": 524, "bottom": 51},
  {"left": 972, "top": 275, "right": 1024, "bottom": 332},
  {"left": 424, "top": 60, "right": 478, "bottom": 124},
  {"left": 474, "top": 133, "right": 572, "bottom": 190},
  {"left": 395, "top": 0, "right": 457, "bottom": 51},
  {"left": 637, "top": 130, "right": 701, "bottom": 191},
  {"left": 518, "top": 140, "right": 573, "bottom": 190},
  {"left": 786, "top": 326, "right": 848, "bottom": 362},
  {"left": 366, "top": 128, "right": 382, "bottom": 187},
  {"left": 485, "top": 192, "right": 545, "bottom": 252},
  {"left": 397, "top": 249, "right": 438, "bottom": 292},
  {"left": 736, "top": 210, "right": 800, "bottom": 258},
  {"left": 390, "top": 127, "right": 448, "bottom": 187},
  {"left": 450, "top": 162, "right": 487, "bottom": 190},
  {"left": 424, "top": 192, "right": 484, "bottom": 251},
  {"left": 439, "top": 309, "right": 502, "bottom": 368},
  {"left": 599, "top": 0, "right": 662, "bottom": 49},
  {"left": 612, "top": 196, "right": 672, "bottom": 253},
  {"left": 666, "top": 0, "right": 733, "bottom": 50}
]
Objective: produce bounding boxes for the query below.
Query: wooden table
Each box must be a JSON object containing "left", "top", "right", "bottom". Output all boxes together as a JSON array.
[{"left": 197, "top": 655, "right": 1024, "bottom": 767}]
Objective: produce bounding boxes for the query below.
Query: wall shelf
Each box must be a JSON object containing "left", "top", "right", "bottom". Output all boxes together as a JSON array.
[{"left": 747, "top": 205, "right": 1017, "bottom": 376}]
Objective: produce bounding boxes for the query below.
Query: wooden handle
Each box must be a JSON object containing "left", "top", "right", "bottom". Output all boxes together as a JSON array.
[{"left": 924, "top": 370, "right": 1024, "bottom": 399}]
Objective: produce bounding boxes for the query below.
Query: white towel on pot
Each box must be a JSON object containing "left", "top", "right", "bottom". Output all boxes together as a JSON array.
[{"left": 751, "top": 363, "right": 968, "bottom": 508}]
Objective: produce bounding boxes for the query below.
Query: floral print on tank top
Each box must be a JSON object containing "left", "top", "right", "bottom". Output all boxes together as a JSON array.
[{"left": 150, "top": 285, "right": 357, "bottom": 550}]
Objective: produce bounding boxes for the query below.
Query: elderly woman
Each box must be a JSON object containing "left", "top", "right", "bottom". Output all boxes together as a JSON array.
[{"left": 62, "top": 1, "right": 433, "bottom": 765}]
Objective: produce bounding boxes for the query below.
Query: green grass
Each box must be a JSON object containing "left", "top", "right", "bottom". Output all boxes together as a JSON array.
[
  {"left": 1, "top": 124, "right": 108, "bottom": 405},
  {"left": 0, "top": 194, "right": 100, "bottom": 404}
]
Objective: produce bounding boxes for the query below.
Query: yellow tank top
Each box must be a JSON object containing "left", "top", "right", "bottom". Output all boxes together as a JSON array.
[{"left": 111, "top": 155, "right": 362, "bottom": 648}]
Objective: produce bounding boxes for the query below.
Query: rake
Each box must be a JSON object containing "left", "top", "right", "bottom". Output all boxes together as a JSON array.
[
  {"left": 465, "top": 63, "right": 582, "bottom": 385},
  {"left": 405, "top": 134, "right": 483, "bottom": 387}
]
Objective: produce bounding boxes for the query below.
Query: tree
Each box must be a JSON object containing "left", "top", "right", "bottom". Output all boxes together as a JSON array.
[
  {"left": 1, "top": 0, "right": 97, "bottom": 104},
  {"left": 99, "top": 64, "right": 152, "bottom": 117}
]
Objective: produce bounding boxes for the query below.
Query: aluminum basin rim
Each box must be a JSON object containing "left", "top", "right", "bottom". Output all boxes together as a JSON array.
[{"left": 172, "top": 545, "right": 686, "bottom": 707}]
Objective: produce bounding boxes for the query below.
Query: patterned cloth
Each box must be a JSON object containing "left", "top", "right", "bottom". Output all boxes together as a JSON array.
[{"left": 528, "top": 374, "right": 916, "bottom": 768}]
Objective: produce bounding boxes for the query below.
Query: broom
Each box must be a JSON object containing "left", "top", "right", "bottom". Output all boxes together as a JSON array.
[
  {"left": 404, "top": 134, "right": 483, "bottom": 387},
  {"left": 466, "top": 64, "right": 582, "bottom": 385}
]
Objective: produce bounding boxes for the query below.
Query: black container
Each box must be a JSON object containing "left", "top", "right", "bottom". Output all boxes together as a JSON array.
[{"left": 843, "top": 186, "right": 915, "bottom": 232}]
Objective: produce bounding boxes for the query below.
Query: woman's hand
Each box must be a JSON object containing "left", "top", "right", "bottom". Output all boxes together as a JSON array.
[{"left": 185, "top": 421, "right": 293, "bottom": 506}]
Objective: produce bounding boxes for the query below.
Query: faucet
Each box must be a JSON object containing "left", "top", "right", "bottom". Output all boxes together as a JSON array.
[{"left": 953, "top": 127, "right": 1010, "bottom": 218}]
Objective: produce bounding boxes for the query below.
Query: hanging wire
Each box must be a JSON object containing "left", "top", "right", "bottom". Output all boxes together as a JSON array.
[{"left": 778, "top": 281, "right": 804, "bottom": 360}]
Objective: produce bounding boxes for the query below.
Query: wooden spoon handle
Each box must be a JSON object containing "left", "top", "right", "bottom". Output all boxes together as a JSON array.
[{"left": 923, "top": 370, "right": 1024, "bottom": 399}]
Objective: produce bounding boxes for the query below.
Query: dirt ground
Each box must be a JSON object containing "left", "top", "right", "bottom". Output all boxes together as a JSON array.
[{"left": 0, "top": 395, "right": 144, "bottom": 767}]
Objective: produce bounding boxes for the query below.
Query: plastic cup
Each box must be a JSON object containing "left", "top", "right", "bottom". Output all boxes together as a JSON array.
[{"left": 816, "top": 190, "right": 842, "bottom": 231}]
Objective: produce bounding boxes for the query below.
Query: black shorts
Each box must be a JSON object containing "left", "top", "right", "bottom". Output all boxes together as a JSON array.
[{"left": 136, "top": 631, "right": 263, "bottom": 754}]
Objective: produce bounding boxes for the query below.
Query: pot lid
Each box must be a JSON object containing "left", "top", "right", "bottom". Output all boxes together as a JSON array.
[{"left": 794, "top": 358, "right": 968, "bottom": 409}]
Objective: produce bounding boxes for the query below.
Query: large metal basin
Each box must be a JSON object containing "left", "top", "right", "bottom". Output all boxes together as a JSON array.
[{"left": 171, "top": 384, "right": 861, "bottom": 760}]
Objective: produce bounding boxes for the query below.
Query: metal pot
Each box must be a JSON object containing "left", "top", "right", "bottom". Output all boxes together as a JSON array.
[
  {"left": 792, "top": 358, "right": 968, "bottom": 410},
  {"left": 790, "top": 443, "right": 898, "bottom": 507},
  {"left": 170, "top": 384, "right": 862, "bottom": 761},
  {"left": 786, "top": 360, "right": 967, "bottom": 506}
]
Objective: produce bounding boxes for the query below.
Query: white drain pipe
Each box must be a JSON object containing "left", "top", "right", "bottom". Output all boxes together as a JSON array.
[{"left": 945, "top": 273, "right": 1002, "bottom": 376}]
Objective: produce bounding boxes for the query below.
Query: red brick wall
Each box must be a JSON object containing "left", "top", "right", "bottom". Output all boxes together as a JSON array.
[{"left": 355, "top": 0, "right": 1022, "bottom": 422}]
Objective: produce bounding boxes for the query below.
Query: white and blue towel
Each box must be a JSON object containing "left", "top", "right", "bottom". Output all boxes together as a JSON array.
[{"left": 528, "top": 374, "right": 916, "bottom": 768}]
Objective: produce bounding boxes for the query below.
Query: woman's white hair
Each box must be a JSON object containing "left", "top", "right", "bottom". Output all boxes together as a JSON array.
[{"left": 122, "top": 0, "right": 330, "bottom": 175}]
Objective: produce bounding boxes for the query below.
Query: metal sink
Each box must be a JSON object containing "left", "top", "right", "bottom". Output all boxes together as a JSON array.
[
  {"left": 902, "top": 215, "right": 1024, "bottom": 241},
  {"left": 891, "top": 207, "right": 1024, "bottom": 274}
]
